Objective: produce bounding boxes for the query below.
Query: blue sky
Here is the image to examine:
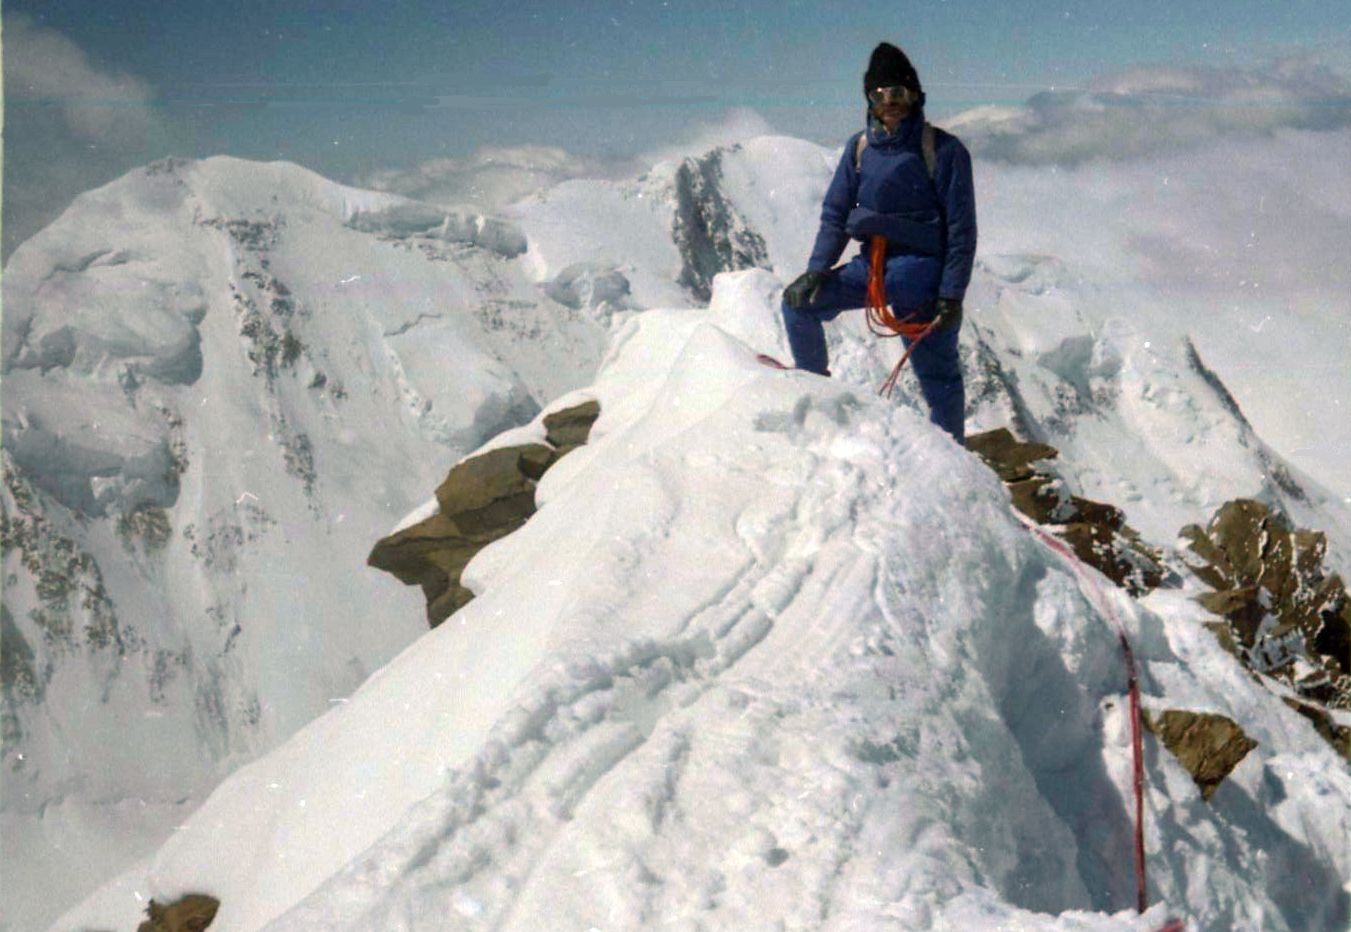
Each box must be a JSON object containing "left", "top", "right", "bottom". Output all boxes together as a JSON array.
[{"left": 5, "top": 1, "right": 1350, "bottom": 257}]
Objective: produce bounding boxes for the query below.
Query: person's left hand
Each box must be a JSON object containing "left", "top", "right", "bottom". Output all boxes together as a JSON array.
[{"left": 933, "top": 297, "right": 963, "bottom": 330}]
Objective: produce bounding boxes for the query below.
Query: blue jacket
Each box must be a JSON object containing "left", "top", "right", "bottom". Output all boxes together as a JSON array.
[{"left": 807, "top": 107, "right": 977, "bottom": 302}]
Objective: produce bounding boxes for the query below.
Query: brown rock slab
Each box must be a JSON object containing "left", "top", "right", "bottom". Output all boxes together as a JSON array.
[
  {"left": 368, "top": 513, "right": 463, "bottom": 579},
  {"left": 1146, "top": 710, "right": 1258, "bottom": 800},
  {"left": 1207, "top": 499, "right": 1269, "bottom": 583},
  {"left": 137, "top": 894, "right": 219, "bottom": 932},
  {"left": 543, "top": 399, "right": 600, "bottom": 449},
  {"left": 1197, "top": 586, "right": 1259, "bottom": 618},
  {"left": 428, "top": 582, "right": 476, "bottom": 626},
  {"left": 1066, "top": 496, "right": 1125, "bottom": 531},
  {"left": 965, "top": 427, "right": 1059, "bottom": 482},
  {"left": 1203, "top": 620, "right": 1244, "bottom": 661},
  {"left": 1314, "top": 597, "right": 1351, "bottom": 676},
  {"left": 435, "top": 444, "right": 553, "bottom": 516},
  {"left": 1283, "top": 698, "right": 1351, "bottom": 762},
  {"left": 1058, "top": 522, "right": 1164, "bottom": 596},
  {"left": 1059, "top": 521, "right": 1117, "bottom": 572},
  {"left": 446, "top": 491, "right": 538, "bottom": 539},
  {"left": 1179, "top": 523, "right": 1231, "bottom": 591},
  {"left": 370, "top": 444, "right": 550, "bottom": 626},
  {"left": 965, "top": 426, "right": 1163, "bottom": 596},
  {"left": 369, "top": 402, "right": 602, "bottom": 627},
  {"left": 1007, "top": 475, "right": 1063, "bottom": 524}
]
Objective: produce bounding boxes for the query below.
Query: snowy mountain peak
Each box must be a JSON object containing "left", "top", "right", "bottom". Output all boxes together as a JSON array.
[
  {"left": 1, "top": 153, "right": 609, "bottom": 928},
  {"left": 58, "top": 292, "right": 1351, "bottom": 931},
  {"left": 7, "top": 126, "right": 1351, "bottom": 930}
]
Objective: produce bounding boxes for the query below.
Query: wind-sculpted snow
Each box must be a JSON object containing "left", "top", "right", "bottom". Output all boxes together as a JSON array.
[{"left": 60, "top": 306, "right": 1351, "bottom": 931}]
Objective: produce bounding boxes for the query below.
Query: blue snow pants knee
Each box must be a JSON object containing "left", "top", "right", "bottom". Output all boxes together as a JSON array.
[{"left": 781, "top": 254, "right": 965, "bottom": 444}]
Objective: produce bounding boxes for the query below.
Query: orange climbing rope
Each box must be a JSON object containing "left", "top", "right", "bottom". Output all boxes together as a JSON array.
[{"left": 863, "top": 235, "right": 942, "bottom": 398}]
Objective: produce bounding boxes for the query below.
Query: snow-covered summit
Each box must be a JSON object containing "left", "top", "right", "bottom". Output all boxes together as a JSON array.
[
  {"left": 59, "top": 286, "right": 1351, "bottom": 930},
  {"left": 6, "top": 122, "right": 1351, "bottom": 930},
  {"left": 506, "top": 135, "right": 832, "bottom": 308}
]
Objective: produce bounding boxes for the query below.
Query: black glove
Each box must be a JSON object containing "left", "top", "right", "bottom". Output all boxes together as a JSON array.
[
  {"left": 933, "top": 297, "right": 963, "bottom": 330},
  {"left": 784, "top": 270, "right": 827, "bottom": 309}
]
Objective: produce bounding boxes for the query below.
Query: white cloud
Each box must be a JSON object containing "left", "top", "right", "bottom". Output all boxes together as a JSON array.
[
  {"left": 3, "top": 15, "right": 171, "bottom": 262},
  {"left": 637, "top": 107, "right": 776, "bottom": 166},
  {"left": 356, "top": 109, "right": 777, "bottom": 214},
  {"left": 353, "top": 145, "right": 613, "bottom": 213},
  {"left": 948, "top": 59, "right": 1351, "bottom": 165},
  {"left": 5, "top": 13, "right": 158, "bottom": 146}
]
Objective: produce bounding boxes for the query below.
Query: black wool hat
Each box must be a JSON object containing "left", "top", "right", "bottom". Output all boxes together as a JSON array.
[{"left": 863, "top": 42, "right": 923, "bottom": 101}]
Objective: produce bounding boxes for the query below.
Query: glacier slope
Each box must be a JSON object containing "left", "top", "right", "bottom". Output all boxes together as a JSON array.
[{"left": 0, "top": 155, "right": 607, "bottom": 928}]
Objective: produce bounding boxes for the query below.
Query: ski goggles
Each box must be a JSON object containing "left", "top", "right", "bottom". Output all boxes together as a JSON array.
[{"left": 868, "top": 85, "right": 918, "bottom": 106}]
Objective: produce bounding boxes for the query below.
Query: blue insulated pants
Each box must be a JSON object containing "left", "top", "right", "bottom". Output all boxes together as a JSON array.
[{"left": 781, "top": 254, "right": 965, "bottom": 443}]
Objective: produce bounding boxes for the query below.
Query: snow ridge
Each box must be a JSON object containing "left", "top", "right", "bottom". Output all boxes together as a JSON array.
[{"left": 56, "top": 308, "right": 1343, "bottom": 931}]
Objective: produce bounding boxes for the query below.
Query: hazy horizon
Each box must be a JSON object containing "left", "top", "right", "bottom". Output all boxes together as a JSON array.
[{"left": 4, "top": 4, "right": 1351, "bottom": 261}]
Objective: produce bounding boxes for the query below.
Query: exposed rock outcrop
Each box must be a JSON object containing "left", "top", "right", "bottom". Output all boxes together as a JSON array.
[
  {"left": 672, "top": 148, "right": 770, "bottom": 302},
  {"left": 1145, "top": 709, "right": 1258, "bottom": 800},
  {"left": 966, "top": 428, "right": 1166, "bottom": 594},
  {"left": 368, "top": 400, "right": 601, "bottom": 626},
  {"left": 967, "top": 432, "right": 1351, "bottom": 761},
  {"left": 136, "top": 893, "right": 219, "bottom": 932},
  {"left": 1180, "top": 499, "right": 1351, "bottom": 718}
]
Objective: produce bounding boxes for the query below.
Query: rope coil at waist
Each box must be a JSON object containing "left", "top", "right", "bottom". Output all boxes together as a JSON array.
[{"left": 864, "top": 235, "right": 941, "bottom": 397}]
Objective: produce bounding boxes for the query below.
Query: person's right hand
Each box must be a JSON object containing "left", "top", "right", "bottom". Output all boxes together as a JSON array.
[{"left": 784, "top": 271, "right": 827, "bottom": 309}]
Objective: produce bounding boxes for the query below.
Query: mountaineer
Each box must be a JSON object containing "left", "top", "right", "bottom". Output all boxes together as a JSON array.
[{"left": 781, "top": 41, "right": 977, "bottom": 443}]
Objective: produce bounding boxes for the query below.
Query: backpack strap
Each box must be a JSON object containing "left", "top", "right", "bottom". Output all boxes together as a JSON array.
[{"left": 853, "top": 124, "right": 938, "bottom": 181}]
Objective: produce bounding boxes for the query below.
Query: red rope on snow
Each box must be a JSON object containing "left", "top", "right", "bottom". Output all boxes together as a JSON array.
[{"left": 1013, "top": 511, "right": 1151, "bottom": 915}]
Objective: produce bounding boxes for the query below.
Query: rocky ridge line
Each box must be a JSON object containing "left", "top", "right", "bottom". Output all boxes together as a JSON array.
[
  {"left": 672, "top": 147, "right": 770, "bottom": 302},
  {"left": 966, "top": 427, "right": 1166, "bottom": 595},
  {"left": 966, "top": 426, "right": 1348, "bottom": 795}
]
